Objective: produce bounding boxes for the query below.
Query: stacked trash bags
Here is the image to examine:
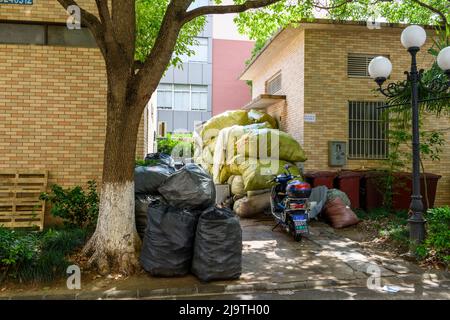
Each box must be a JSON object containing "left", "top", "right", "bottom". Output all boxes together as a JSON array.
[
  {"left": 134, "top": 155, "right": 242, "bottom": 282},
  {"left": 193, "top": 109, "right": 307, "bottom": 218}
]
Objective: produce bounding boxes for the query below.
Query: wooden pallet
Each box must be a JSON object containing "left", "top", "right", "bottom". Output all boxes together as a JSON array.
[{"left": 0, "top": 171, "right": 48, "bottom": 230}]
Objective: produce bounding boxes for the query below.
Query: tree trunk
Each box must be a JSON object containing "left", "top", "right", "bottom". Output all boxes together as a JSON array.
[{"left": 83, "top": 82, "right": 143, "bottom": 275}]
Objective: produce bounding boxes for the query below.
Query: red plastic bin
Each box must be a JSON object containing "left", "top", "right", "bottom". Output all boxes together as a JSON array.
[
  {"left": 392, "top": 172, "right": 442, "bottom": 211},
  {"left": 304, "top": 171, "right": 337, "bottom": 189},
  {"left": 336, "top": 171, "right": 363, "bottom": 209},
  {"left": 362, "top": 171, "right": 384, "bottom": 210}
]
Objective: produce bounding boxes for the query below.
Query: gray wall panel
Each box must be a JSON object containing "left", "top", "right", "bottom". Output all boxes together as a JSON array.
[
  {"left": 173, "top": 66, "right": 189, "bottom": 83},
  {"left": 188, "top": 63, "right": 203, "bottom": 84},
  {"left": 188, "top": 112, "right": 203, "bottom": 132},
  {"left": 173, "top": 111, "right": 189, "bottom": 132},
  {"left": 161, "top": 67, "right": 174, "bottom": 83},
  {"left": 202, "top": 64, "right": 212, "bottom": 85},
  {"left": 157, "top": 111, "right": 173, "bottom": 132}
]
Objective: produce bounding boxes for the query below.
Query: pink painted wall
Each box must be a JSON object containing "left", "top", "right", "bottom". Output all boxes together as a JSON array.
[{"left": 212, "top": 39, "right": 254, "bottom": 115}]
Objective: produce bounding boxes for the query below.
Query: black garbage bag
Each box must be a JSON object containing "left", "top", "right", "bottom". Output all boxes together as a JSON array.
[
  {"left": 192, "top": 207, "right": 242, "bottom": 282},
  {"left": 135, "top": 194, "right": 162, "bottom": 239},
  {"left": 140, "top": 201, "right": 201, "bottom": 277},
  {"left": 158, "top": 163, "right": 216, "bottom": 210},
  {"left": 134, "top": 165, "right": 174, "bottom": 194},
  {"left": 145, "top": 152, "right": 175, "bottom": 168}
]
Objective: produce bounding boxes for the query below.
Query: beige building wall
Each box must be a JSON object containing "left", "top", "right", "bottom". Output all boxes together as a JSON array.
[
  {"left": 246, "top": 23, "right": 449, "bottom": 206},
  {"left": 0, "top": 0, "right": 98, "bottom": 22},
  {"left": 250, "top": 30, "right": 306, "bottom": 143},
  {"left": 0, "top": 2, "right": 148, "bottom": 223}
]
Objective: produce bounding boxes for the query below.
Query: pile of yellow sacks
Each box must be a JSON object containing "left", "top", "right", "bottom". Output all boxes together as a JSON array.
[{"left": 193, "top": 109, "right": 307, "bottom": 195}]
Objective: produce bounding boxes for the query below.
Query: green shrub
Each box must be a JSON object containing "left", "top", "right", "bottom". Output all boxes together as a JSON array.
[
  {"left": 135, "top": 158, "right": 160, "bottom": 167},
  {"left": 40, "top": 181, "right": 99, "bottom": 229},
  {"left": 416, "top": 206, "right": 450, "bottom": 266},
  {"left": 0, "top": 229, "right": 38, "bottom": 268},
  {"left": 157, "top": 133, "right": 194, "bottom": 157},
  {"left": 0, "top": 227, "right": 89, "bottom": 283}
]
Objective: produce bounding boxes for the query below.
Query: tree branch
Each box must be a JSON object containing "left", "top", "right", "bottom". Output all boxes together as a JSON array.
[
  {"left": 111, "top": 0, "right": 136, "bottom": 64},
  {"left": 181, "top": 0, "right": 282, "bottom": 24},
  {"left": 410, "top": 0, "right": 448, "bottom": 27},
  {"left": 132, "top": 1, "right": 189, "bottom": 107},
  {"left": 56, "top": 0, "right": 107, "bottom": 57},
  {"left": 312, "top": 0, "right": 353, "bottom": 10},
  {"left": 95, "top": 0, "right": 113, "bottom": 31},
  {"left": 56, "top": 0, "right": 102, "bottom": 30}
]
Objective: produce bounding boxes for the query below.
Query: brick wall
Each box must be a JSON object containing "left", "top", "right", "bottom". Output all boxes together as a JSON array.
[
  {"left": 0, "top": 2, "right": 148, "bottom": 223},
  {"left": 251, "top": 30, "right": 305, "bottom": 143},
  {"left": 0, "top": 44, "right": 106, "bottom": 187},
  {"left": 248, "top": 24, "right": 449, "bottom": 206},
  {"left": 0, "top": 0, "right": 98, "bottom": 23},
  {"left": 0, "top": 44, "right": 147, "bottom": 183}
]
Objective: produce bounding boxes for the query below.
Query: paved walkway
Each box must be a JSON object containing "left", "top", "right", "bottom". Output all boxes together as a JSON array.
[{"left": 1, "top": 217, "right": 449, "bottom": 300}]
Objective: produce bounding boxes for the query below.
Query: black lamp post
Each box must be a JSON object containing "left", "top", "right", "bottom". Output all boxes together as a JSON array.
[{"left": 368, "top": 25, "right": 450, "bottom": 250}]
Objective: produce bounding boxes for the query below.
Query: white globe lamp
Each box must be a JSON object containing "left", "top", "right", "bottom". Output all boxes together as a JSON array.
[
  {"left": 401, "top": 25, "right": 427, "bottom": 49},
  {"left": 437, "top": 46, "right": 450, "bottom": 73},
  {"left": 368, "top": 56, "right": 392, "bottom": 85}
]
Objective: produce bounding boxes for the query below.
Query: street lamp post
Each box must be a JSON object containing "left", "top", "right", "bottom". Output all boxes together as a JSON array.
[{"left": 368, "top": 25, "right": 450, "bottom": 251}]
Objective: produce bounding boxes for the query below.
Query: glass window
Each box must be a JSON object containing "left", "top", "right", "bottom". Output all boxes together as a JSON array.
[
  {"left": 174, "top": 85, "right": 190, "bottom": 111},
  {"left": 181, "top": 37, "right": 208, "bottom": 63},
  {"left": 190, "top": 38, "right": 208, "bottom": 62},
  {"left": 47, "top": 26, "right": 96, "bottom": 48},
  {"left": 0, "top": 23, "right": 45, "bottom": 45},
  {"left": 157, "top": 84, "right": 209, "bottom": 111},
  {"left": 191, "top": 85, "right": 208, "bottom": 111},
  {"left": 157, "top": 84, "right": 173, "bottom": 109}
]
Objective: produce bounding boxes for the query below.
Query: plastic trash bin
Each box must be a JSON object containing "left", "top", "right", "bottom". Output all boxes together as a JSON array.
[
  {"left": 336, "top": 171, "right": 363, "bottom": 209},
  {"left": 304, "top": 171, "right": 337, "bottom": 189},
  {"left": 392, "top": 172, "right": 442, "bottom": 211},
  {"left": 421, "top": 173, "right": 441, "bottom": 210},
  {"left": 361, "top": 171, "right": 384, "bottom": 210},
  {"left": 392, "top": 172, "right": 412, "bottom": 211}
]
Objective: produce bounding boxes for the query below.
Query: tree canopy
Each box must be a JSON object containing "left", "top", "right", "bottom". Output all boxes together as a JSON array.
[
  {"left": 236, "top": 0, "right": 449, "bottom": 44},
  {"left": 136, "top": 0, "right": 206, "bottom": 66},
  {"left": 133, "top": 1, "right": 449, "bottom": 68}
]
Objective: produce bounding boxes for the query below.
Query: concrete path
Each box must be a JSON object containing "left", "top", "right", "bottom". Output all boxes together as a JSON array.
[{"left": 1, "top": 217, "right": 448, "bottom": 300}]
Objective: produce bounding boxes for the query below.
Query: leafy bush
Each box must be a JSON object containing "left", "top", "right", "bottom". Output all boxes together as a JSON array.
[
  {"left": 40, "top": 181, "right": 99, "bottom": 229},
  {"left": 0, "top": 229, "right": 38, "bottom": 269},
  {"left": 416, "top": 206, "right": 450, "bottom": 266},
  {"left": 157, "top": 133, "right": 194, "bottom": 158},
  {"left": 135, "top": 158, "right": 160, "bottom": 167},
  {"left": 0, "top": 227, "right": 89, "bottom": 283}
]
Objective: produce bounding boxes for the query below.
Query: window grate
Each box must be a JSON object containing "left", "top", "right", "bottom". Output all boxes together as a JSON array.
[
  {"left": 266, "top": 73, "right": 282, "bottom": 94},
  {"left": 348, "top": 54, "right": 389, "bottom": 77},
  {"left": 348, "top": 101, "right": 388, "bottom": 159}
]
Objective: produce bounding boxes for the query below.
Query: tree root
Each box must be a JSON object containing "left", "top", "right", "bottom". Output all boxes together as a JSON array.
[{"left": 82, "top": 231, "right": 142, "bottom": 275}]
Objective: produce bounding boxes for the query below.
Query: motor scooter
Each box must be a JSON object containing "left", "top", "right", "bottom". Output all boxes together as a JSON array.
[{"left": 270, "top": 165, "right": 312, "bottom": 242}]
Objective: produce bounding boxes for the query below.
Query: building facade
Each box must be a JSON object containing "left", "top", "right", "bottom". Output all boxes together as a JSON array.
[
  {"left": 156, "top": 0, "right": 254, "bottom": 135},
  {"left": 241, "top": 21, "right": 450, "bottom": 206},
  {"left": 156, "top": 1, "right": 213, "bottom": 136},
  {"left": 0, "top": 1, "right": 149, "bottom": 205},
  {"left": 211, "top": 0, "right": 254, "bottom": 116}
]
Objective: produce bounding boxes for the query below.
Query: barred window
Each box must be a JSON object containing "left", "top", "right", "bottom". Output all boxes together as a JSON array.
[
  {"left": 348, "top": 54, "right": 389, "bottom": 77},
  {"left": 348, "top": 101, "right": 388, "bottom": 159},
  {"left": 266, "top": 72, "right": 282, "bottom": 94}
]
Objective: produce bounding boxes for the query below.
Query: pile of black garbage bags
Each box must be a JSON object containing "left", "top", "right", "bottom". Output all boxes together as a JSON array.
[{"left": 135, "top": 153, "right": 242, "bottom": 282}]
